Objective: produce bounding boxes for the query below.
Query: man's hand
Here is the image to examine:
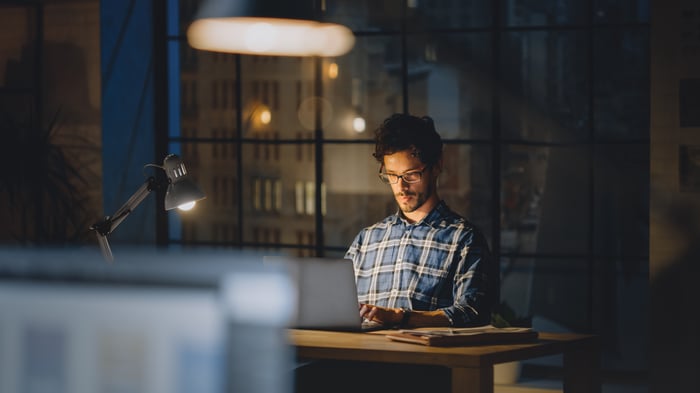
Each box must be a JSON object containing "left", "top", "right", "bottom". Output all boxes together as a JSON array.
[
  {"left": 359, "top": 304, "right": 452, "bottom": 328},
  {"left": 359, "top": 304, "right": 404, "bottom": 326}
]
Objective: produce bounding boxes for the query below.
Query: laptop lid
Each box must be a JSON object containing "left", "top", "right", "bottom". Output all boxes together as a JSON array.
[{"left": 263, "top": 256, "right": 367, "bottom": 331}]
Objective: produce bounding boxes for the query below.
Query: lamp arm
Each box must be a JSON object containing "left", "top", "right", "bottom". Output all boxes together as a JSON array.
[{"left": 90, "top": 177, "right": 159, "bottom": 236}]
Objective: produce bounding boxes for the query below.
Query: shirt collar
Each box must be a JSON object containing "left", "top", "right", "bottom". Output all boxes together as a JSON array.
[{"left": 390, "top": 200, "right": 450, "bottom": 228}]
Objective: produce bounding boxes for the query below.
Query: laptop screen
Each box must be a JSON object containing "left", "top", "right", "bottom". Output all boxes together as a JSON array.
[{"left": 263, "top": 256, "right": 369, "bottom": 331}]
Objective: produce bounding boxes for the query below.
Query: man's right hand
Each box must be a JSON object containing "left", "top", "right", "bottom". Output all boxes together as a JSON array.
[{"left": 359, "top": 304, "right": 404, "bottom": 326}]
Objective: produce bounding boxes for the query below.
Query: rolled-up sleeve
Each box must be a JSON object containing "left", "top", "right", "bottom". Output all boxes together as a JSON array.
[{"left": 440, "top": 232, "right": 494, "bottom": 327}]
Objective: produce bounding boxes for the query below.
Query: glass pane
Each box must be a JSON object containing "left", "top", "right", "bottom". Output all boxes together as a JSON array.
[
  {"left": 324, "top": 35, "right": 403, "bottom": 140},
  {"left": 178, "top": 0, "right": 201, "bottom": 36},
  {"left": 594, "top": 145, "right": 649, "bottom": 258},
  {"left": 327, "top": 0, "right": 491, "bottom": 31},
  {"left": 182, "top": 49, "right": 236, "bottom": 132},
  {"left": 406, "top": 33, "right": 492, "bottom": 140},
  {"left": 325, "top": 0, "right": 403, "bottom": 32},
  {"left": 530, "top": 257, "right": 590, "bottom": 332},
  {"left": 168, "top": 41, "right": 181, "bottom": 139},
  {"left": 240, "top": 56, "right": 315, "bottom": 138},
  {"left": 501, "top": 145, "right": 549, "bottom": 254},
  {"left": 505, "top": 146, "right": 590, "bottom": 255},
  {"left": 176, "top": 141, "right": 239, "bottom": 245},
  {"left": 43, "top": 2, "right": 100, "bottom": 123},
  {"left": 324, "top": 248, "right": 351, "bottom": 259},
  {"left": 503, "top": 0, "right": 588, "bottom": 26},
  {"left": 241, "top": 143, "right": 316, "bottom": 251},
  {"left": 501, "top": 31, "right": 589, "bottom": 143},
  {"left": 179, "top": 47, "right": 239, "bottom": 137},
  {"left": 594, "top": 0, "right": 650, "bottom": 24},
  {"left": 499, "top": 255, "right": 536, "bottom": 319},
  {"left": 406, "top": 0, "right": 491, "bottom": 30},
  {"left": 594, "top": 28, "right": 649, "bottom": 141},
  {"left": 324, "top": 143, "right": 394, "bottom": 250},
  {"left": 592, "top": 257, "right": 648, "bottom": 369},
  {"left": 441, "top": 144, "right": 493, "bottom": 245},
  {"left": 180, "top": 40, "right": 199, "bottom": 77},
  {"left": 0, "top": 6, "right": 36, "bottom": 91}
]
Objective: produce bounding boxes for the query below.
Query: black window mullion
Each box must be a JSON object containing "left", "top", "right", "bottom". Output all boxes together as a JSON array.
[
  {"left": 491, "top": 0, "right": 503, "bottom": 306},
  {"left": 586, "top": 0, "right": 596, "bottom": 334},
  {"left": 235, "top": 54, "right": 243, "bottom": 248}
]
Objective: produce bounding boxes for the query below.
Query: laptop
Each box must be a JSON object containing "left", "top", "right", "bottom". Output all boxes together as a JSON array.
[{"left": 263, "top": 256, "right": 386, "bottom": 332}]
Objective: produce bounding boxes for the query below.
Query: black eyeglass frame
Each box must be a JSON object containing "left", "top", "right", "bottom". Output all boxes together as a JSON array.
[{"left": 378, "top": 165, "right": 430, "bottom": 184}]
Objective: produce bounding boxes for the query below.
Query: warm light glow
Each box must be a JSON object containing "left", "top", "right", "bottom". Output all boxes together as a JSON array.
[
  {"left": 259, "top": 108, "right": 272, "bottom": 125},
  {"left": 178, "top": 201, "right": 196, "bottom": 211},
  {"left": 244, "top": 22, "right": 277, "bottom": 52},
  {"left": 187, "top": 17, "right": 355, "bottom": 57},
  {"left": 248, "top": 105, "right": 272, "bottom": 131},
  {"left": 353, "top": 116, "right": 366, "bottom": 133},
  {"left": 328, "top": 62, "right": 339, "bottom": 79}
]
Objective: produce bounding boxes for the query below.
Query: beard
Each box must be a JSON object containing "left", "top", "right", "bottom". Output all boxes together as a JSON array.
[{"left": 394, "top": 182, "right": 434, "bottom": 213}]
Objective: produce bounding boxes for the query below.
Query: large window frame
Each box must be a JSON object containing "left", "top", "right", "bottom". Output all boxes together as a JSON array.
[{"left": 161, "top": 0, "right": 649, "bottom": 375}]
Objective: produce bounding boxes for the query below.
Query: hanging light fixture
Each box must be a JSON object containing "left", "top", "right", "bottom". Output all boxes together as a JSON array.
[{"left": 187, "top": 0, "right": 355, "bottom": 57}]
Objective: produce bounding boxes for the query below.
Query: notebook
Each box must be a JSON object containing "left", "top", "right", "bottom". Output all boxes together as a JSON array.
[{"left": 263, "top": 256, "right": 386, "bottom": 332}]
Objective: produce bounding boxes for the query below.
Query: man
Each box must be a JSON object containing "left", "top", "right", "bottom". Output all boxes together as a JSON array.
[
  {"left": 295, "top": 114, "right": 496, "bottom": 393},
  {"left": 346, "top": 113, "right": 496, "bottom": 328}
]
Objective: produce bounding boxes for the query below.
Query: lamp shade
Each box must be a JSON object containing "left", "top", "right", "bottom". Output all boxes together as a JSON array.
[
  {"left": 187, "top": 0, "right": 355, "bottom": 57},
  {"left": 162, "top": 154, "right": 206, "bottom": 211}
]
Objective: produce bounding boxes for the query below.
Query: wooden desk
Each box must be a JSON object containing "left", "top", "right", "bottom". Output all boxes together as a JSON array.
[{"left": 289, "top": 329, "right": 600, "bottom": 393}]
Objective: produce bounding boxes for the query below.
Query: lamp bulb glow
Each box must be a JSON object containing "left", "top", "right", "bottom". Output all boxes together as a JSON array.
[
  {"left": 178, "top": 201, "right": 196, "bottom": 211},
  {"left": 352, "top": 116, "right": 366, "bottom": 133},
  {"left": 245, "top": 22, "right": 277, "bottom": 52},
  {"left": 328, "top": 62, "right": 339, "bottom": 79},
  {"left": 187, "top": 18, "right": 355, "bottom": 57},
  {"left": 260, "top": 109, "right": 272, "bottom": 125}
]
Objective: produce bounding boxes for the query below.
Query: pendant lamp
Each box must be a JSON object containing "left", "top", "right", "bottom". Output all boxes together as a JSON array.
[{"left": 187, "top": 0, "right": 355, "bottom": 57}]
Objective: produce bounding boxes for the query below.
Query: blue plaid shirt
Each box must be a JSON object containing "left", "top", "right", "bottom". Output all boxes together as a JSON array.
[{"left": 345, "top": 201, "right": 494, "bottom": 327}]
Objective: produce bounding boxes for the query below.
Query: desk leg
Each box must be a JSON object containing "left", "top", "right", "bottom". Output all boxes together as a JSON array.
[
  {"left": 563, "top": 344, "right": 601, "bottom": 393},
  {"left": 451, "top": 366, "right": 493, "bottom": 393}
]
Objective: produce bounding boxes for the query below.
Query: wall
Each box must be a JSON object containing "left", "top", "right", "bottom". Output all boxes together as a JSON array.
[{"left": 650, "top": 0, "right": 700, "bottom": 391}]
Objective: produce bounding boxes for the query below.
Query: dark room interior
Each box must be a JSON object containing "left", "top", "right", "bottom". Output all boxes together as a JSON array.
[{"left": 0, "top": 0, "right": 698, "bottom": 392}]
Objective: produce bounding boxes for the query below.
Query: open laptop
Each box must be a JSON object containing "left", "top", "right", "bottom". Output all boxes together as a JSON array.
[{"left": 263, "top": 256, "right": 386, "bottom": 332}]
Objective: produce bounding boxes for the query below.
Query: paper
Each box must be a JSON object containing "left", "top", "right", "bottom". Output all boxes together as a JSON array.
[{"left": 386, "top": 325, "right": 538, "bottom": 346}]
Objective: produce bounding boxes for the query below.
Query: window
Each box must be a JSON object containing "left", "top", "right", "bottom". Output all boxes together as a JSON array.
[{"left": 166, "top": 0, "right": 649, "bottom": 375}]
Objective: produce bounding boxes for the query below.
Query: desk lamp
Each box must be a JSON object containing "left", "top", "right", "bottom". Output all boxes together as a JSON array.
[
  {"left": 187, "top": 0, "right": 355, "bottom": 57},
  {"left": 90, "top": 154, "right": 205, "bottom": 262}
]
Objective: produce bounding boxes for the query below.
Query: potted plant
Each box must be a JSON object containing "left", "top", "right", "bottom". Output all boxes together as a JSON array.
[{"left": 0, "top": 111, "right": 98, "bottom": 244}]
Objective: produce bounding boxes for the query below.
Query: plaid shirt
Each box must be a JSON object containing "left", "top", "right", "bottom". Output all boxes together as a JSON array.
[{"left": 345, "top": 201, "right": 494, "bottom": 327}]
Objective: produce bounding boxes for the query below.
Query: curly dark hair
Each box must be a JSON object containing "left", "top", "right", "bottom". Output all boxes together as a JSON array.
[{"left": 372, "top": 113, "right": 443, "bottom": 166}]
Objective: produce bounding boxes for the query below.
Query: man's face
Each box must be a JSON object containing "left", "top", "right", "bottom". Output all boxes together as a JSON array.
[{"left": 382, "top": 150, "right": 437, "bottom": 215}]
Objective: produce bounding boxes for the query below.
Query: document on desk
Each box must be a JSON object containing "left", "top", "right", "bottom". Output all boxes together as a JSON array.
[{"left": 385, "top": 325, "right": 538, "bottom": 347}]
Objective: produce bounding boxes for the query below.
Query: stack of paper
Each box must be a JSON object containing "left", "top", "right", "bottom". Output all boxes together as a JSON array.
[{"left": 385, "top": 325, "right": 538, "bottom": 346}]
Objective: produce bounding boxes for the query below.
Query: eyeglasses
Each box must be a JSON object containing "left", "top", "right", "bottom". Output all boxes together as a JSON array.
[{"left": 378, "top": 166, "right": 428, "bottom": 184}]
